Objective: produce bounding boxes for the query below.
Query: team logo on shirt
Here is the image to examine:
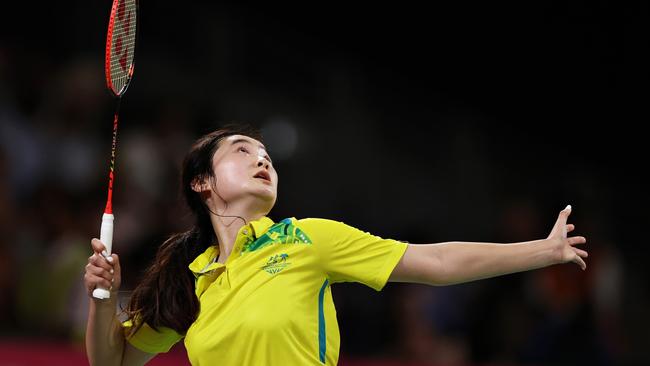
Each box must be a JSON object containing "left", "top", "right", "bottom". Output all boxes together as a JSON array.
[
  {"left": 242, "top": 218, "right": 312, "bottom": 254},
  {"left": 261, "top": 253, "right": 290, "bottom": 275}
]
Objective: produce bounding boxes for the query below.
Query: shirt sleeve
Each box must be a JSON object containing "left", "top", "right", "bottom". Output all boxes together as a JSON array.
[
  {"left": 304, "top": 218, "right": 409, "bottom": 291},
  {"left": 122, "top": 319, "right": 184, "bottom": 354}
]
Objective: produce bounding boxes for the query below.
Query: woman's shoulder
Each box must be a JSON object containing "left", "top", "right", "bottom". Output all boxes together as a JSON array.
[
  {"left": 291, "top": 217, "right": 344, "bottom": 226},
  {"left": 285, "top": 218, "right": 344, "bottom": 247},
  {"left": 290, "top": 217, "right": 356, "bottom": 234}
]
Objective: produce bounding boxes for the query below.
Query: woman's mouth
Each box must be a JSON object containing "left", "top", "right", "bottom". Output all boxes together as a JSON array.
[{"left": 253, "top": 170, "right": 271, "bottom": 182}]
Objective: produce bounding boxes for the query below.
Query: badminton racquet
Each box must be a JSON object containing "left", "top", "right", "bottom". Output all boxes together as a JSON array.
[{"left": 93, "top": 0, "right": 138, "bottom": 300}]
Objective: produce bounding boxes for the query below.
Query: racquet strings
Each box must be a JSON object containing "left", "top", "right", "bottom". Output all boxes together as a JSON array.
[{"left": 106, "top": 0, "right": 137, "bottom": 96}]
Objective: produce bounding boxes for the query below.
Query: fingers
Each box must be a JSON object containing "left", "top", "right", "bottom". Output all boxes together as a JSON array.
[
  {"left": 84, "top": 256, "right": 115, "bottom": 295},
  {"left": 86, "top": 239, "right": 121, "bottom": 297},
  {"left": 549, "top": 205, "right": 572, "bottom": 239},
  {"left": 84, "top": 273, "right": 113, "bottom": 293},
  {"left": 85, "top": 260, "right": 113, "bottom": 281},
  {"left": 557, "top": 204, "right": 572, "bottom": 225},
  {"left": 88, "top": 252, "right": 113, "bottom": 271},
  {"left": 111, "top": 253, "right": 121, "bottom": 286},
  {"left": 566, "top": 224, "right": 575, "bottom": 233},
  {"left": 91, "top": 238, "right": 107, "bottom": 256},
  {"left": 568, "top": 236, "right": 587, "bottom": 246},
  {"left": 570, "top": 242, "right": 588, "bottom": 270},
  {"left": 573, "top": 254, "right": 587, "bottom": 271},
  {"left": 574, "top": 248, "right": 588, "bottom": 258}
]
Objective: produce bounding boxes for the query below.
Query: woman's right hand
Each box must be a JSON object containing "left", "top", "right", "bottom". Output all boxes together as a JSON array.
[{"left": 84, "top": 238, "right": 122, "bottom": 299}]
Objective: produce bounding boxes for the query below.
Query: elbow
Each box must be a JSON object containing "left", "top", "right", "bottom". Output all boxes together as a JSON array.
[
  {"left": 390, "top": 243, "right": 451, "bottom": 286},
  {"left": 424, "top": 246, "right": 455, "bottom": 286},
  {"left": 411, "top": 245, "right": 449, "bottom": 286},
  {"left": 425, "top": 256, "right": 449, "bottom": 286}
]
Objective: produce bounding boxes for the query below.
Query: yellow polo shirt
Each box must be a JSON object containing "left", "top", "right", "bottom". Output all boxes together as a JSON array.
[{"left": 124, "top": 216, "right": 408, "bottom": 365}]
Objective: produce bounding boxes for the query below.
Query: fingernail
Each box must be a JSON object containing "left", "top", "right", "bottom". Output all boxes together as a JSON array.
[
  {"left": 106, "top": 256, "right": 114, "bottom": 263},
  {"left": 565, "top": 205, "right": 572, "bottom": 211},
  {"left": 102, "top": 250, "right": 108, "bottom": 257},
  {"left": 110, "top": 269, "right": 114, "bottom": 274}
]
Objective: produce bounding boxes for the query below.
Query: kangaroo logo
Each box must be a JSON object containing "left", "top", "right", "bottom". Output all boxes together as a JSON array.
[{"left": 262, "top": 253, "right": 290, "bottom": 275}]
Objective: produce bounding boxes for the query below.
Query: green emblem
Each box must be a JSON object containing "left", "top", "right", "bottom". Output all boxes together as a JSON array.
[
  {"left": 242, "top": 218, "right": 312, "bottom": 253},
  {"left": 261, "top": 253, "right": 290, "bottom": 274}
]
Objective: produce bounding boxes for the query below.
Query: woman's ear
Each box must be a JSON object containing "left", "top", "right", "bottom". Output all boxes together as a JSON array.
[{"left": 191, "top": 175, "right": 209, "bottom": 193}]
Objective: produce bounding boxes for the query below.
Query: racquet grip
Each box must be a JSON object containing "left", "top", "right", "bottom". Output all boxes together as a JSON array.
[{"left": 92, "top": 213, "right": 114, "bottom": 299}]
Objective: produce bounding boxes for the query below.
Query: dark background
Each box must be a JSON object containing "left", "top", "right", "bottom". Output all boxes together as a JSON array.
[{"left": 0, "top": 1, "right": 648, "bottom": 365}]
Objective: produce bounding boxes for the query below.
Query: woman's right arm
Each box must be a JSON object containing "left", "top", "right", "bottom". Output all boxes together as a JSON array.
[{"left": 84, "top": 238, "right": 156, "bottom": 366}]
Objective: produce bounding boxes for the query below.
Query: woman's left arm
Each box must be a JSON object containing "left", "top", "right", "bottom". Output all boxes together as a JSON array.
[{"left": 389, "top": 205, "right": 588, "bottom": 286}]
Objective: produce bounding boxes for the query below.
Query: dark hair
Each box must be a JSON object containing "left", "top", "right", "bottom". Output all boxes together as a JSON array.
[{"left": 125, "top": 123, "right": 264, "bottom": 336}]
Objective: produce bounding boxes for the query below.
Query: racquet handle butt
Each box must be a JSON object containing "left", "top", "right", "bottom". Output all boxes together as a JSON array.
[{"left": 92, "top": 288, "right": 111, "bottom": 299}]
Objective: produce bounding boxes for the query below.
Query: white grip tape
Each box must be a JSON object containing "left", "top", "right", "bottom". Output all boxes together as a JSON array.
[
  {"left": 100, "top": 213, "right": 114, "bottom": 255},
  {"left": 92, "top": 213, "right": 114, "bottom": 300}
]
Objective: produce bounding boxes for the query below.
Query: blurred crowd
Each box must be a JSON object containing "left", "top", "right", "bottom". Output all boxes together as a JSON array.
[{"left": 1, "top": 2, "right": 648, "bottom": 365}]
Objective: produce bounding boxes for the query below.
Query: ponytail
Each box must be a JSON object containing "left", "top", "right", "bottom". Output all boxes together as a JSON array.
[{"left": 124, "top": 227, "right": 211, "bottom": 336}]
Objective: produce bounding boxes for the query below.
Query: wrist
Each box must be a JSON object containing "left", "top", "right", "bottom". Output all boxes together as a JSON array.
[
  {"left": 540, "top": 237, "right": 563, "bottom": 266},
  {"left": 92, "top": 295, "right": 118, "bottom": 311}
]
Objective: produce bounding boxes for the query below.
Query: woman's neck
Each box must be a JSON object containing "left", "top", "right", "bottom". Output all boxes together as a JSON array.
[{"left": 208, "top": 203, "right": 266, "bottom": 263}]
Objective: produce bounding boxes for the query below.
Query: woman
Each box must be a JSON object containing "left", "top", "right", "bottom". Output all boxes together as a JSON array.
[{"left": 84, "top": 124, "right": 588, "bottom": 365}]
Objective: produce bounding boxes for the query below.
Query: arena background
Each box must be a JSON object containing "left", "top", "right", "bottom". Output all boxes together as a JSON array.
[{"left": 0, "top": 1, "right": 648, "bottom": 365}]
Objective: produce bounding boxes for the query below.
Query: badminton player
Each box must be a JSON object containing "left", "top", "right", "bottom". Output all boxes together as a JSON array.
[{"left": 84, "top": 124, "right": 588, "bottom": 365}]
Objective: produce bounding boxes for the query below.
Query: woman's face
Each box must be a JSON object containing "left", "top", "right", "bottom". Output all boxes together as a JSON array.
[{"left": 208, "top": 134, "right": 278, "bottom": 212}]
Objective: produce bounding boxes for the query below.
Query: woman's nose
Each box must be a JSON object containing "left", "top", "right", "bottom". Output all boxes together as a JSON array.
[{"left": 257, "top": 158, "right": 269, "bottom": 169}]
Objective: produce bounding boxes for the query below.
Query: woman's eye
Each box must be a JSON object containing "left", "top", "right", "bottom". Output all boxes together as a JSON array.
[{"left": 238, "top": 147, "right": 249, "bottom": 153}]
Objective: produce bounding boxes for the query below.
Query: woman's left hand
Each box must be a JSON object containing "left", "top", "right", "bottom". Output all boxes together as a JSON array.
[{"left": 547, "top": 205, "right": 588, "bottom": 270}]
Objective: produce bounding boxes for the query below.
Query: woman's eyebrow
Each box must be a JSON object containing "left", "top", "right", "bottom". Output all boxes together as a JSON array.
[{"left": 229, "top": 138, "right": 266, "bottom": 150}]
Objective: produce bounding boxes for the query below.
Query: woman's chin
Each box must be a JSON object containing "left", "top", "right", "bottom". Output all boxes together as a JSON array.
[
  {"left": 250, "top": 187, "right": 276, "bottom": 203},
  {"left": 254, "top": 195, "right": 276, "bottom": 216}
]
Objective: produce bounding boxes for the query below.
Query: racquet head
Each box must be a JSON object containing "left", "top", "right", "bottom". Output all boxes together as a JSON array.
[{"left": 105, "top": 0, "right": 138, "bottom": 97}]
